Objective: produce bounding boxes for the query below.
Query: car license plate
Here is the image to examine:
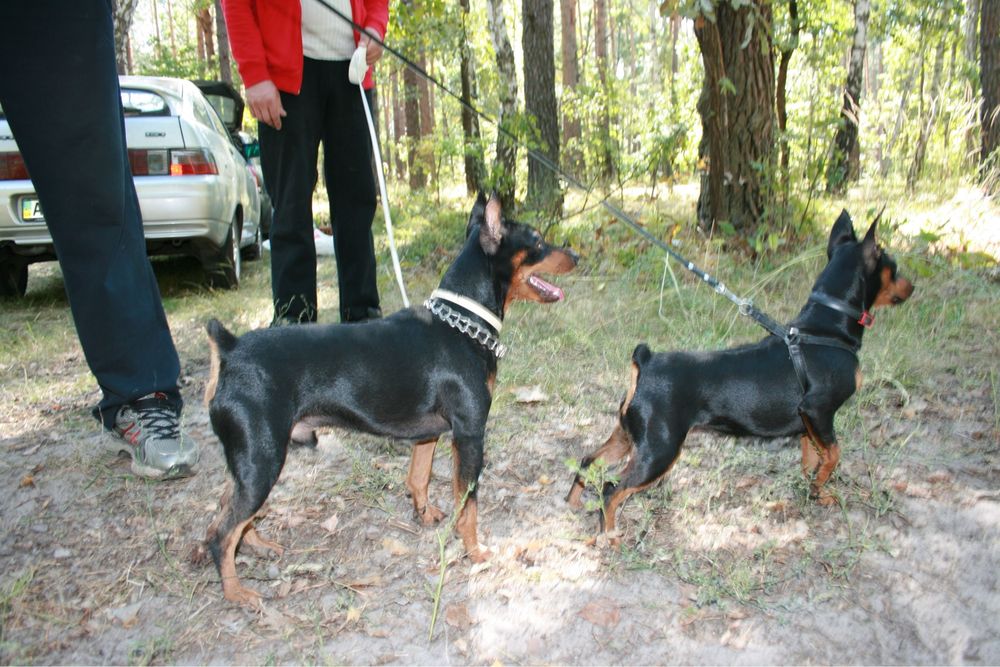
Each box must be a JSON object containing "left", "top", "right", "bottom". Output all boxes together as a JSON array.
[{"left": 19, "top": 196, "right": 45, "bottom": 223}]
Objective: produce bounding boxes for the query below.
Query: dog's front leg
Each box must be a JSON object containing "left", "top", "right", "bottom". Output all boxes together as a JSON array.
[
  {"left": 451, "top": 434, "right": 491, "bottom": 562},
  {"left": 406, "top": 438, "right": 446, "bottom": 525}
]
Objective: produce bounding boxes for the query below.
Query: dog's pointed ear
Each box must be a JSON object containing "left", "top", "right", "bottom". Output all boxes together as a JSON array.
[
  {"left": 466, "top": 192, "right": 489, "bottom": 238},
  {"left": 480, "top": 193, "right": 503, "bottom": 255},
  {"left": 827, "top": 209, "right": 857, "bottom": 258},
  {"left": 861, "top": 218, "right": 880, "bottom": 273}
]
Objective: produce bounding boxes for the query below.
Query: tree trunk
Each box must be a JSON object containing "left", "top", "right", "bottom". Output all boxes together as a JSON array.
[
  {"left": 459, "top": 0, "right": 486, "bottom": 194},
  {"left": 523, "top": 0, "right": 562, "bottom": 218},
  {"left": 827, "top": 0, "right": 871, "bottom": 192},
  {"left": 487, "top": 0, "right": 519, "bottom": 210},
  {"left": 776, "top": 0, "right": 799, "bottom": 173},
  {"left": 403, "top": 67, "right": 426, "bottom": 189},
  {"left": 593, "top": 0, "right": 614, "bottom": 178},
  {"left": 694, "top": 1, "right": 776, "bottom": 236},
  {"left": 215, "top": 0, "right": 233, "bottom": 83},
  {"left": 197, "top": 7, "right": 215, "bottom": 65},
  {"left": 112, "top": 0, "right": 139, "bottom": 75},
  {"left": 391, "top": 68, "right": 407, "bottom": 178},
  {"left": 981, "top": 0, "right": 1000, "bottom": 185},
  {"left": 907, "top": 39, "right": 946, "bottom": 190},
  {"left": 560, "top": 0, "right": 581, "bottom": 167}
]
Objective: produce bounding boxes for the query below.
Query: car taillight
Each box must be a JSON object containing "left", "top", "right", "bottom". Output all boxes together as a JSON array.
[
  {"left": 0, "top": 152, "right": 30, "bottom": 180},
  {"left": 128, "top": 149, "right": 169, "bottom": 176},
  {"left": 127, "top": 148, "right": 217, "bottom": 176},
  {"left": 170, "top": 149, "right": 217, "bottom": 175}
]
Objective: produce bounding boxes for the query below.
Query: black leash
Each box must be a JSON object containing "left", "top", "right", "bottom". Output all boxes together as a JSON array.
[{"left": 315, "top": 1, "right": 864, "bottom": 391}]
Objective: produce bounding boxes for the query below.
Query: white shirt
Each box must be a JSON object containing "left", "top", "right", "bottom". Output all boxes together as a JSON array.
[{"left": 301, "top": 0, "right": 357, "bottom": 61}]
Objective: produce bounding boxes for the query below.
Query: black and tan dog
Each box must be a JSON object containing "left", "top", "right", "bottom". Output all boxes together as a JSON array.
[
  {"left": 202, "top": 194, "right": 577, "bottom": 606},
  {"left": 567, "top": 210, "right": 913, "bottom": 539}
]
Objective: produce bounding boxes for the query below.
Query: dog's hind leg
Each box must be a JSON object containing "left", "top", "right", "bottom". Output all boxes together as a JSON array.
[
  {"left": 599, "top": 419, "right": 682, "bottom": 543},
  {"left": 207, "top": 419, "right": 288, "bottom": 607},
  {"left": 407, "top": 438, "right": 446, "bottom": 525},
  {"left": 566, "top": 423, "right": 633, "bottom": 508}
]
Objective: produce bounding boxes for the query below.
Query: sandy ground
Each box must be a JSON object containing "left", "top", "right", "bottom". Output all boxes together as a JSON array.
[{"left": 1, "top": 329, "right": 998, "bottom": 665}]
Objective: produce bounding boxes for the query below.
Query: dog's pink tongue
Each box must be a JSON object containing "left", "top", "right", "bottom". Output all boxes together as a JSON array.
[{"left": 528, "top": 274, "right": 565, "bottom": 302}]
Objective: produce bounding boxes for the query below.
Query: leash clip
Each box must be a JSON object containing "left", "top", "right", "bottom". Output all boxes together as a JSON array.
[
  {"left": 857, "top": 311, "right": 874, "bottom": 328},
  {"left": 737, "top": 298, "right": 753, "bottom": 317}
]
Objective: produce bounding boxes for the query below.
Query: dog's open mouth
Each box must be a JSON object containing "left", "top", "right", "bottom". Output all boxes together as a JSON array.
[{"left": 527, "top": 274, "right": 565, "bottom": 302}]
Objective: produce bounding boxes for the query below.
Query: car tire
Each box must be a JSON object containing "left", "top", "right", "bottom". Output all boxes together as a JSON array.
[
  {"left": 0, "top": 262, "right": 28, "bottom": 298},
  {"left": 204, "top": 217, "right": 241, "bottom": 290},
  {"left": 242, "top": 223, "right": 263, "bottom": 261}
]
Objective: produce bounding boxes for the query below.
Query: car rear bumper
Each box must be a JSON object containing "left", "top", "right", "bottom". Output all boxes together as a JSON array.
[{"left": 0, "top": 176, "right": 233, "bottom": 253}]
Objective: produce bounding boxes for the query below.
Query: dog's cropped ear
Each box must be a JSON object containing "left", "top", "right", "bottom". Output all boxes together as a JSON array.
[
  {"left": 480, "top": 193, "right": 503, "bottom": 255},
  {"left": 827, "top": 209, "right": 857, "bottom": 258},
  {"left": 466, "top": 192, "right": 489, "bottom": 238},
  {"left": 861, "top": 218, "right": 881, "bottom": 274}
]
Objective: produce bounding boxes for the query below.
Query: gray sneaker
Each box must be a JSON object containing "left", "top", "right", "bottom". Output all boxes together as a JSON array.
[{"left": 105, "top": 392, "right": 199, "bottom": 479}]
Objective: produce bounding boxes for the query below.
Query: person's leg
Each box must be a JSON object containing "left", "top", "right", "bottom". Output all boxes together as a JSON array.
[
  {"left": 0, "top": 0, "right": 181, "bottom": 423},
  {"left": 0, "top": 0, "right": 197, "bottom": 478},
  {"left": 322, "top": 62, "right": 381, "bottom": 322},
  {"left": 259, "top": 59, "right": 324, "bottom": 324}
]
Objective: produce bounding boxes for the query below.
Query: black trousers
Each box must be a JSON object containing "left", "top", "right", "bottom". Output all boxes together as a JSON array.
[
  {"left": 0, "top": 0, "right": 182, "bottom": 427},
  {"left": 260, "top": 58, "right": 381, "bottom": 323}
]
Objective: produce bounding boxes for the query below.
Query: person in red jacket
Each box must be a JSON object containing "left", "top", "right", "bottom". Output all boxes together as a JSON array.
[{"left": 222, "top": 0, "right": 390, "bottom": 324}]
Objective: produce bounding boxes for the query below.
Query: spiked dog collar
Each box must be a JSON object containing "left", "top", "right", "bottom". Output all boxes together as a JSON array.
[{"left": 425, "top": 291, "right": 507, "bottom": 359}]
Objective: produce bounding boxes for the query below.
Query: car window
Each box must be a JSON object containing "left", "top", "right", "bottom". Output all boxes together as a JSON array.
[
  {"left": 202, "top": 93, "right": 238, "bottom": 128},
  {"left": 120, "top": 89, "right": 170, "bottom": 116},
  {"left": 192, "top": 93, "right": 229, "bottom": 138}
]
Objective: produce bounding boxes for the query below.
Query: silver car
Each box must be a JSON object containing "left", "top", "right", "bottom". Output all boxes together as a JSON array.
[{"left": 0, "top": 76, "right": 261, "bottom": 297}]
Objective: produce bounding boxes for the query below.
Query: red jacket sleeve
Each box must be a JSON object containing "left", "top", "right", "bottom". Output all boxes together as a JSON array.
[
  {"left": 362, "top": 0, "right": 389, "bottom": 40},
  {"left": 221, "top": 0, "right": 271, "bottom": 89}
]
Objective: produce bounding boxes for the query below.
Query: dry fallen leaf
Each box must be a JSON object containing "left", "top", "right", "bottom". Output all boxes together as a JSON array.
[
  {"left": 345, "top": 606, "right": 362, "bottom": 623},
  {"left": 444, "top": 602, "right": 473, "bottom": 630},
  {"left": 19, "top": 475, "right": 34, "bottom": 488},
  {"left": 510, "top": 386, "right": 549, "bottom": 403},
  {"left": 578, "top": 599, "right": 620, "bottom": 628},
  {"left": 320, "top": 513, "right": 340, "bottom": 534},
  {"left": 382, "top": 537, "right": 410, "bottom": 556}
]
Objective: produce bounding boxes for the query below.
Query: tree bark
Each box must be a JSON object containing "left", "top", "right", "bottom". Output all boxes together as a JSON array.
[
  {"left": 981, "top": 0, "right": 1000, "bottom": 184},
  {"left": 523, "top": 0, "right": 562, "bottom": 218},
  {"left": 215, "top": 0, "right": 233, "bottom": 83},
  {"left": 593, "top": 0, "right": 614, "bottom": 178},
  {"left": 776, "top": 0, "right": 799, "bottom": 173},
  {"left": 487, "top": 0, "right": 519, "bottom": 209},
  {"left": 459, "top": 0, "right": 486, "bottom": 194},
  {"left": 694, "top": 1, "right": 776, "bottom": 236},
  {"left": 112, "top": 0, "right": 139, "bottom": 75},
  {"left": 403, "top": 67, "right": 426, "bottom": 189},
  {"left": 827, "top": 0, "right": 871, "bottom": 192},
  {"left": 560, "top": 0, "right": 581, "bottom": 167},
  {"left": 907, "top": 39, "right": 946, "bottom": 190},
  {"left": 197, "top": 7, "right": 215, "bottom": 65}
]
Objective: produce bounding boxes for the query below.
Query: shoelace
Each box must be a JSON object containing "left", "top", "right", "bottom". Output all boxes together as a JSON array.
[{"left": 122, "top": 395, "right": 180, "bottom": 442}]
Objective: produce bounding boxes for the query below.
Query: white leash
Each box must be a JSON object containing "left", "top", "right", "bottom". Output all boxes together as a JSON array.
[{"left": 349, "top": 46, "right": 409, "bottom": 307}]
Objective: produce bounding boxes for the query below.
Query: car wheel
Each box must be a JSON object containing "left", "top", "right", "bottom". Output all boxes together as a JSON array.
[
  {"left": 205, "top": 217, "right": 241, "bottom": 290},
  {"left": 242, "top": 222, "right": 263, "bottom": 261},
  {"left": 0, "top": 262, "right": 28, "bottom": 298}
]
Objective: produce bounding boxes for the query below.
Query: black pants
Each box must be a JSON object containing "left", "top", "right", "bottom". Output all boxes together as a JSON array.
[
  {"left": 0, "top": 0, "right": 182, "bottom": 427},
  {"left": 260, "top": 58, "right": 380, "bottom": 323}
]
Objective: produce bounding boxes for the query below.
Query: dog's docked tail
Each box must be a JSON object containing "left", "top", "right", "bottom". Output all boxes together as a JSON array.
[
  {"left": 204, "top": 318, "right": 238, "bottom": 406},
  {"left": 619, "top": 343, "right": 653, "bottom": 417}
]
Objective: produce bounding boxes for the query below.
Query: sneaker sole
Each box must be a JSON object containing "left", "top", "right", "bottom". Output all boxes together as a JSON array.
[{"left": 102, "top": 432, "right": 196, "bottom": 481}]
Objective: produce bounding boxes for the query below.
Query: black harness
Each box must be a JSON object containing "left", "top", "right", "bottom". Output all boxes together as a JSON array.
[{"left": 759, "top": 292, "right": 871, "bottom": 393}]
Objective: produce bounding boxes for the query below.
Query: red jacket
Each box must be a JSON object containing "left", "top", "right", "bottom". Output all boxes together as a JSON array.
[{"left": 222, "top": 0, "right": 389, "bottom": 93}]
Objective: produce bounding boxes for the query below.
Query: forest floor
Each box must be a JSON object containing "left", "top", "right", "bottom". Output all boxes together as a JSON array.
[{"left": 1, "top": 186, "right": 998, "bottom": 665}]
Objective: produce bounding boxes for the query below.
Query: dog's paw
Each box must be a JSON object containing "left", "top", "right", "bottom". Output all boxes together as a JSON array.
[
  {"left": 415, "top": 504, "right": 446, "bottom": 526},
  {"left": 188, "top": 542, "right": 210, "bottom": 566},
  {"left": 223, "top": 583, "right": 264, "bottom": 610}
]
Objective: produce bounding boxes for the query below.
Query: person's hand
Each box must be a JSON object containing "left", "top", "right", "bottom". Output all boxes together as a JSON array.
[
  {"left": 245, "top": 80, "right": 286, "bottom": 130},
  {"left": 359, "top": 29, "right": 383, "bottom": 67}
]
